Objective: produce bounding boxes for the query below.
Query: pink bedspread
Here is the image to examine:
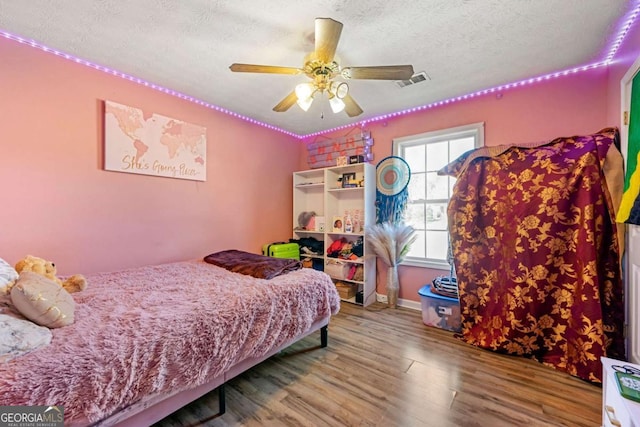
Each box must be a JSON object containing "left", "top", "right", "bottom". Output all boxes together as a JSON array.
[{"left": 0, "top": 260, "right": 340, "bottom": 425}]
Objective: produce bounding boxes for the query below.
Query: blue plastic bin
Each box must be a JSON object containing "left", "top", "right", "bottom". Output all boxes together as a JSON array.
[{"left": 418, "top": 285, "right": 461, "bottom": 332}]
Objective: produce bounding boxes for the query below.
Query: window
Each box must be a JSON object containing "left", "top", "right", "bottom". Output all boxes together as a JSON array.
[{"left": 393, "top": 122, "right": 484, "bottom": 269}]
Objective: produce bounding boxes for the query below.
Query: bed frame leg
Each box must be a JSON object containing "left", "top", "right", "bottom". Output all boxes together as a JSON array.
[
  {"left": 195, "top": 383, "right": 226, "bottom": 424},
  {"left": 218, "top": 383, "right": 226, "bottom": 415},
  {"left": 202, "top": 328, "right": 326, "bottom": 422},
  {"left": 321, "top": 325, "right": 328, "bottom": 348}
]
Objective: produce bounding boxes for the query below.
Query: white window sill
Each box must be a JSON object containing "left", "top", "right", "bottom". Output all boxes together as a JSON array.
[{"left": 399, "top": 259, "right": 451, "bottom": 270}]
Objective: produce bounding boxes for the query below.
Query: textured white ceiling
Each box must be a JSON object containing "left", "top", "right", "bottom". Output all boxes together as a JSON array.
[{"left": 0, "top": 0, "right": 633, "bottom": 136}]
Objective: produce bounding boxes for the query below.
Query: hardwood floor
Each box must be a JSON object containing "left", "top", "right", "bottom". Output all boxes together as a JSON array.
[{"left": 155, "top": 302, "right": 603, "bottom": 427}]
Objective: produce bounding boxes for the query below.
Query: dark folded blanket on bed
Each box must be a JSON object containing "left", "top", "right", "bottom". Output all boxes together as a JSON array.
[{"left": 204, "top": 249, "right": 302, "bottom": 279}]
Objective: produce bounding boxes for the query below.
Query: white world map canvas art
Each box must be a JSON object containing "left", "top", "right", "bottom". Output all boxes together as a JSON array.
[{"left": 104, "top": 100, "right": 207, "bottom": 181}]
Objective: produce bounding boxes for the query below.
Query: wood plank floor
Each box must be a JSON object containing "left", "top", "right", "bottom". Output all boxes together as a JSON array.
[{"left": 154, "top": 302, "right": 603, "bottom": 427}]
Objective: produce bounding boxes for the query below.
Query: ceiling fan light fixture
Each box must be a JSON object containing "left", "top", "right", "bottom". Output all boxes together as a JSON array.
[
  {"left": 329, "top": 96, "right": 345, "bottom": 113},
  {"left": 295, "top": 83, "right": 315, "bottom": 101},
  {"left": 295, "top": 82, "right": 315, "bottom": 111},
  {"left": 297, "top": 96, "right": 313, "bottom": 112},
  {"left": 330, "top": 81, "right": 349, "bottom": 99}
]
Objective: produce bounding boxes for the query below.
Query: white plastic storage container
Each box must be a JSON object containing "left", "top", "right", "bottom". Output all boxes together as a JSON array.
[{"left": 418, "top": 285, "right": 462, "bottom": 332}]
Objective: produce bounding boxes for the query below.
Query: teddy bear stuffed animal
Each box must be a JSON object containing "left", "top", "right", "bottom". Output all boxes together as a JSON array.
[{"left": 14, "top": 255, "right": 87, "bottom": 293}]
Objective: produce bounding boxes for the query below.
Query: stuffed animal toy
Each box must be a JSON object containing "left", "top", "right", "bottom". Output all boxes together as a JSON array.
[
  {"left": 297, "top": 211, "right": 316, "bottom": 230},
  {"left": 14, "top": 255, "right": 87, "bottom": 294}
]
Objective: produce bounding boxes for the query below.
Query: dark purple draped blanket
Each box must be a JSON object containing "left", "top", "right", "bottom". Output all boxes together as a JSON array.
[
  {"left": 441, "top": 128, "right": 624, "bottom": 383},
  {"left": 204, "top": 249, "right": 302, "bottom": 279}
]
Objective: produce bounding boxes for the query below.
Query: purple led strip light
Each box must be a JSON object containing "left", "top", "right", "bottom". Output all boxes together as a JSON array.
[
  {"left": 304, "top": 1, "right": 640, "bottom": 139},
  {"left": 605, "top": 1, "right": 640, "bottom": 63},
  {"left": 0, "top": 30, "right": 300, "bottom": 138},
  {"left": 1, "top": 1, "right": 639, "bottom": 140},
  {"left": 303, "top": 61, "right": 610, "bottom": 138}
]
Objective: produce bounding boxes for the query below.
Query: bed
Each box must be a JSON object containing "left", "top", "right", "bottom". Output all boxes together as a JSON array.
[{"left": 0, "top": 253, "right": 341, "bottom": 426}]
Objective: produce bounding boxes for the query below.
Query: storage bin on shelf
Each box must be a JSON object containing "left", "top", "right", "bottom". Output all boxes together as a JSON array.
[
  {"left": 325, "top": 259, "right": 364, "bottom": 281},
  {"left": 325, "top": 260, "right": 350, "bottom": 279},
  {"left": 418, "top": 285, "right": 461, "bottom": 332},
  {"left": 334, "top": 281, "right": 356, "bottom": 299}
]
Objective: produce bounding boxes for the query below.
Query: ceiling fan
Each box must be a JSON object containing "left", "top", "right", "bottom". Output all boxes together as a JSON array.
[{"left": 229, "top": 17, "right": 415, "bottom": 117}]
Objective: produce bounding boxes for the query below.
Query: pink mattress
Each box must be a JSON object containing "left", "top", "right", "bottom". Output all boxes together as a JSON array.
[{"left": 0, "top": 260, "right": 340, "bottom": 425}]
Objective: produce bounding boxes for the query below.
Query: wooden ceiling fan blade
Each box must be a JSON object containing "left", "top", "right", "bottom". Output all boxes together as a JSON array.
[
  {"left": 273, "top": 91, "right": 298, "bottom": 112},
  {"left": 314, "top": 18, "right": 343, "bottom": 63},
  {"left": 343, "top": 65, "right": 414, "bottom": 80},
  {"left": 343, "top": 94, "right": 363, "bottom": 117},
  {"left": 229, "top": 63, "right": 301, "bottom": 75}
]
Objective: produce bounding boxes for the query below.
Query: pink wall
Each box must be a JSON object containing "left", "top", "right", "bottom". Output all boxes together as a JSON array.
[
  {"left": 0, "top": 37, "right": 302, "bottom": 275},
  {"left": 302, "top": 67, "right": 612, "bottom": 303}
]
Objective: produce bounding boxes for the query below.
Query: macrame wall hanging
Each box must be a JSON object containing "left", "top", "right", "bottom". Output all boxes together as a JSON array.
[
  {"left": 375, "top": 156, "right": 411, "bottom": 223},
  {"left": 306, "top": 129, "right": 373, "bottom": 169}
]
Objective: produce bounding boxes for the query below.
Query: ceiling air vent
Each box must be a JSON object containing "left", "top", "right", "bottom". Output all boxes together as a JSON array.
[{"left": 396, "top": 71, "right": 431, "bottom": 88}]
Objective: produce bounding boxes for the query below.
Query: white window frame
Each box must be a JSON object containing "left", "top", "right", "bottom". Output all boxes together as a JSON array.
[{"left": 393, "top": 122, "right": 484, "bottom": 270}]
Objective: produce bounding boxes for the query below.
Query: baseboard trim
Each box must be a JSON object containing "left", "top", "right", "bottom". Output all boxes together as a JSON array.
[{"left": 376, "top": 293, "right": 420, "bottom": 311}]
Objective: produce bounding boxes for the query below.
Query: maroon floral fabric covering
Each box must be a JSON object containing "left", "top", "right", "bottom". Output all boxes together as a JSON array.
[{"left": 441, "top": 128, "right": 624, "bottom": 383}]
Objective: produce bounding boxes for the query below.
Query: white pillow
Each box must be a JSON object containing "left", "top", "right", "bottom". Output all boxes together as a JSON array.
[
  {"left": 11, "top": 272, "right": 75, "bottom": 328},
  {"left": 0, "top": 313, "right": 52, "bottom": 362},
  {"left": 0, "top": 258, "right": 19, "bottom": 305}
]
